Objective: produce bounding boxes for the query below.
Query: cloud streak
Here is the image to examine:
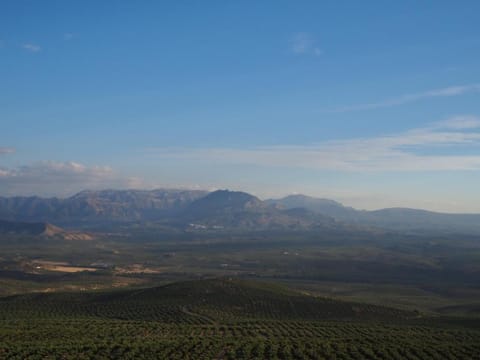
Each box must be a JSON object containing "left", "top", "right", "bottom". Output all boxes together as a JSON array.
[
  {"left": 0, "top": 147, "right": 15, "bottom": 155},
  {"left": 290, "top": 32, "right": 322, "bottom": 56},
  {"left": 21, "top": 43, "right": 41, "bottom": 52},
  {"left": 330, "top": 84, "right": 480, "bottom": 112},
  {"left": 0, "top": 161, "right": 142, "bottom": 196},
  {"left": 148, "top": 116, "right": 480, "bottom": 172}
]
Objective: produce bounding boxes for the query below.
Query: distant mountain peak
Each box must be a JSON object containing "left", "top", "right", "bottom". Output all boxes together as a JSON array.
[
  {"left": 281, "top": 194, "right": 344, "bottom": 206},
  {"left": 267, "top": 194, "right": 353, "bottom": 214},
  {"left": 204, "top": 189, "right": 262, "bottom": 204},
  {"left": 184, "top": 190, "right": 264, "bottom": 215}
]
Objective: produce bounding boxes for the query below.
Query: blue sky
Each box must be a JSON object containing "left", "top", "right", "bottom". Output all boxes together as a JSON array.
[{"left": 1, "top": 1, "right": 480, "bottom": 212}]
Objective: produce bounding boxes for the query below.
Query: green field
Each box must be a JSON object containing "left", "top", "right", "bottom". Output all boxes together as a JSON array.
[{"left": 0, "top": 278, "right": 479, "bottom": 359}]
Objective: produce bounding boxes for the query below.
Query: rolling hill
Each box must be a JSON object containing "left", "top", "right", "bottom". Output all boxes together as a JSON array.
[
  {"left": 0, "top": 278, "right": 478, "bottom": 359},
  {"left": 0, "top": 278, "right": 414, "bottom": 322},
  {"left": 0, "top": 219, "right": 93, "bottom": 240},
  {"left": 0, "top": 219, "right": 63, "bottom": 236}
]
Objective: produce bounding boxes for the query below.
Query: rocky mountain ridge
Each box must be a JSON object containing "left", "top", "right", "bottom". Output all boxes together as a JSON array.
[{"left": 1, "top": 189, "right": 480, "bottom": 234}]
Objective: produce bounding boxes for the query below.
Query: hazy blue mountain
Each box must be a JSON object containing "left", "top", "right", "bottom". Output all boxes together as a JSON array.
[
  {"left": 364, "top": 207, "right": 480, "bottom": 234},
  {"left": 0, "top": 189, "right": 207, "bottom": 225},
  {"left": 183, "top": 190, "right": 266, "bottom": 219},
  {"left": 2, "top": 189, "right": 480, "bottom": 234},
  {"left": 267, "top": 194, "right": 359, "bottom": 219},
  {"left": 180, "top": 190, "right": 337, "bottom": 230},
  {"left": 270, "top": 195, "right": 480, "bottom": 234}
]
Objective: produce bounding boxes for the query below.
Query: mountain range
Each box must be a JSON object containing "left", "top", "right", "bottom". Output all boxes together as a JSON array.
[
  {"left": 0, "top": 189, "right": 206, "bottom": 224},
  {"left": 268, "top": 194, "right": 480, "bottom": 234},
  {"left": 182, "top": 190, "right": 338, "bottom": 230},
  {"left": 1, "top": 189, "right": 480, "bottom": 234}
]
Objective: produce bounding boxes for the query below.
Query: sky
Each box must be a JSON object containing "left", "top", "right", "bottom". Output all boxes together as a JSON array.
[{"left": 1, "top": 1, "right": 480, "bottom": 212}]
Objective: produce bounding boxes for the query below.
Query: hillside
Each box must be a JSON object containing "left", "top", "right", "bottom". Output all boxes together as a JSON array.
[
  {"left": 0, "top": 278, "right": 478, "bottom": 359},
  {"left": 0, "top": 278, "right": 414, "bottom": 322},
  {"left": 0, "top": 219, "right": 93, "bottom": 240},
  {"left": 0, "top": 219, "right": 55, "bottom": 236}
]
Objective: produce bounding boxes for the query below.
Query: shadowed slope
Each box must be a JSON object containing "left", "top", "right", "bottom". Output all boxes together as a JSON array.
[{"left": 0, "top": 278, "right": 415, "bottom": 323}]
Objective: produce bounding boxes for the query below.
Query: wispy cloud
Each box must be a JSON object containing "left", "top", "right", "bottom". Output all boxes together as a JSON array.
[
  {"left": 330, "top": 84, "right": 480, "bottom": 112},
  {"left": 433, "top": 115, "right": 480, "bottom": 130},
  {"left": 290, "top": 32, "right": 322, "bottom": 56},
  {"left": 0, "top": 147, "right": 15, "bottom": 155},
  {"left": 63, "top": 33, "right": 75, "bottom": 40},
  {"left": 148, "top": 116, "right": 480, "bottom": 172},
  {"left": 0, "top": 161, "right": 142, "bottom": 197},
  {"left": 21, "top": 43, "right": 41, "bottom": 52}
]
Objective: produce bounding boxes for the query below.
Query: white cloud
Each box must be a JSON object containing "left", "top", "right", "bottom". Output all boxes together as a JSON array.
[
  {"left": 21, "top": 43, "right": 41, "bottom": 52},
  {"left": 147, "top": 115, "right": 480, "bottom": 172},
  {"left": 433, "top": 115, "right": 480, "bottom": 130},
  {"left": 290, "top": 32, "right": 322, "bottom": 56},
  {"left": 0, "top": 161, "right": 142, "bottom": 197},
  {"left": 331, "top": 84, "right": 480, "bottom": 112},
  {"left": 63, "top": 33, "right": 75, "bottom": 40}
]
